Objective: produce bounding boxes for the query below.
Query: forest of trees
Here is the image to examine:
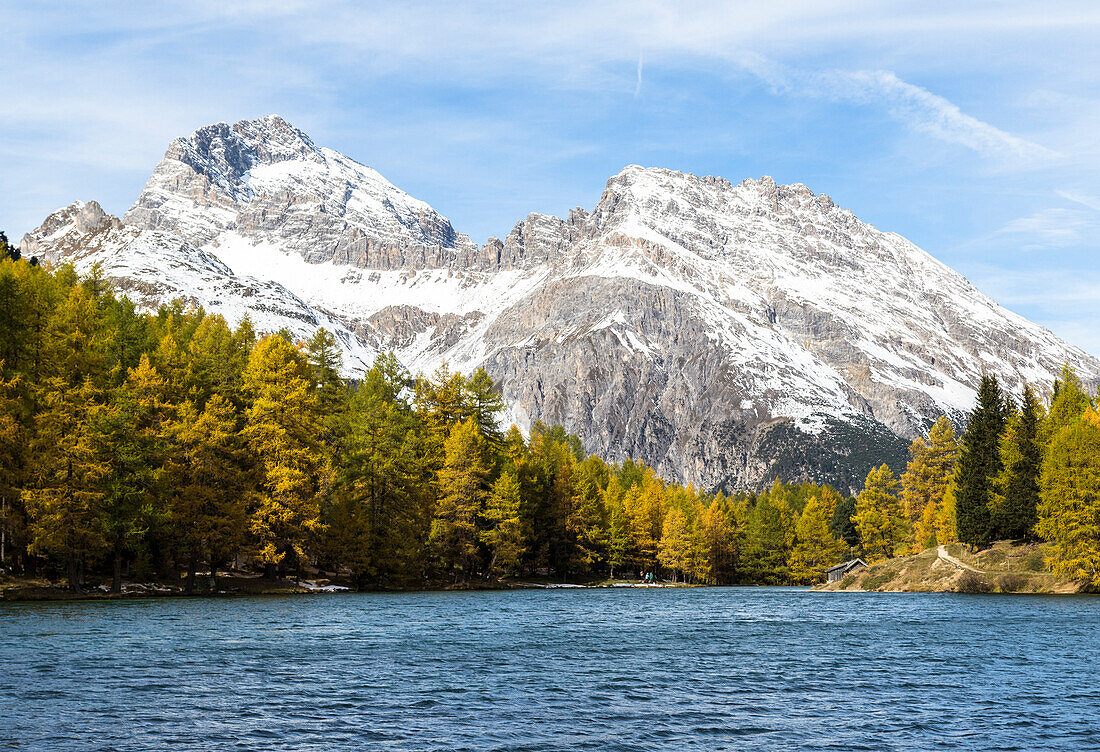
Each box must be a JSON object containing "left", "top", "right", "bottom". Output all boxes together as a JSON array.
[
  {"left": 847, "top": 368, "right": 1100, "bottom": 585},
  {"left": 1, "top": 254, "right": 1098, "bottom": 593},
  {"left": 0, "top": 255, "right": 860, "bottom": 592}
]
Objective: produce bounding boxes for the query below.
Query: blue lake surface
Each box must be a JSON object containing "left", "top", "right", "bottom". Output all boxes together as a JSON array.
[{"left": 2, "top": 587, "right": 1099, "bottom": 751}]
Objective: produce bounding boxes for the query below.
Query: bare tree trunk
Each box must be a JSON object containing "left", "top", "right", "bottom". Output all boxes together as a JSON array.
[
  {"left": 184, "top": 549, "right": 197, "bottom": 595},
  {"left": 209, "top": 554, "right": 218, "bottom": 591},
  {"left": 1, "top": 495, "right": 7, "bottom": 564},
  {"left": 66, "top": 553, "right": 79, "bottom": 593},
  {"left": 111, "top": 551, "right": 122, "bottom": 594}
]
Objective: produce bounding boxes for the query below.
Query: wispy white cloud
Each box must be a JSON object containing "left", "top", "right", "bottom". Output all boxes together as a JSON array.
[
  {"left": 827, "top": 70, "right": 1056, "bottom": 162},
  {"left": 1056, "top": 189, "right": 1100, "bottom": 211},
  {"left": 995, "top": 208, "right": 1098, "bottom": 250},
  {"left": 739, "top": 62, "right": 1058, "bottom": 163}
]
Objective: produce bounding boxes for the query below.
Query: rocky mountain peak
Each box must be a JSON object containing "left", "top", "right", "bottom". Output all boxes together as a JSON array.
[
  {"left": 124, "top": 115, "right": 473, "bottom": 268},
  {"left": 162, "top": 115, "right": 323, "bottom": 187},
  {"left": 21, "top": 200, "right": 123, "bottom": 259}
]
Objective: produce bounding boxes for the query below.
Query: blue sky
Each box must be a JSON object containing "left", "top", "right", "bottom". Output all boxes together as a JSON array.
[{"left": 4, "top": 1, "right": 1100, "bottom": 354}]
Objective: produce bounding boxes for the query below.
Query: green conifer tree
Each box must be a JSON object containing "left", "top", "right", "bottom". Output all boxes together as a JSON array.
[
  {"left": 954, "top": 374, "right": 1008, "bottom": 546},
  {"left": 991, "top": 385, "right": 1044, "bottom": 540},
  {"left": 790, "top": 495, "right": 848, "bottom": 583},
  {"left": 466, "top": 367, "right": 505, "bottom": 446},
  {"left": 103, "top": 355, "right": 170, "bottom": 592},
  {"left": 744, "top": 491, "right": 797, "bottom": 583}
]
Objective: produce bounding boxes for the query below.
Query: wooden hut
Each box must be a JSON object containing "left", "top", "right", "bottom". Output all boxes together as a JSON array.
[{"left": 825, "top": 558, "right": 868, "bottom": 583}]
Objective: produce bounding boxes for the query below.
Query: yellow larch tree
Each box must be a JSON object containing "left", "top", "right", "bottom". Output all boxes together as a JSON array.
[
  {"left": 1036, "top": 408, "right": 1100, "bottom": 585},
  {"left": 657, "top": 504, "right": 693, "bottom": 582},
  {"left": 900, "top": 416, "right": 960, "bottom": 553},
  {"left": 430, "top": 418, "right": 490, "bottom": 581},
  {"left": 854, "top": 464, "right": 905, "bottom": 562},
  {"left": 790, "top": 495, "right": 848, "bottom": 583},
  {"left": 241, "top": 335, "right": 324, "bottom": 579}
]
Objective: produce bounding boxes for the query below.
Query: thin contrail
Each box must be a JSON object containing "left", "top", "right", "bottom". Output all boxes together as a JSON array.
[{"left": 634, "top": 53, "right": 644, "bottom": 98}]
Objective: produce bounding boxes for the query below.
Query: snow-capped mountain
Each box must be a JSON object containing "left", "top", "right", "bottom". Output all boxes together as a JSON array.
[
  {"left": 123, "top": 115, "right": 479, "bottom": 268},
  {"left": 20, "top": 200, "right": 377, "bottom": 374},
  {"left": 21, "top": 116, "right": 1100, "bottom": 491}
]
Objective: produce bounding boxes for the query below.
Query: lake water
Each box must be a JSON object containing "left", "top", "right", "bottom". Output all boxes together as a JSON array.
[{"left": 2, "top": 588, "right": 1098, "bottom": 751}]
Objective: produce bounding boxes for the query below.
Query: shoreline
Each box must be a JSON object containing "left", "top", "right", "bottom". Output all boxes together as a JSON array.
[
  {"left": 7, "top": 542, "right": 1094, "bottom": 601},
  {"left": 813, "top": 541, "right": 1095, "bottom": 595},
  {"left": 0, "top": 576, "right": 706, "bottom": 602}
]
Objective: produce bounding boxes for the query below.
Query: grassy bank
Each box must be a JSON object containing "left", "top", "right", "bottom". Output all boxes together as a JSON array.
[{"left": 817, "top": 541, "right": 1093, "bottom": 594}]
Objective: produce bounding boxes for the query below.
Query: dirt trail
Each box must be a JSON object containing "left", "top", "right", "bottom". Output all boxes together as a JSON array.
[{"left": 937, "top": 545, "right": 982, "bottom": 573}]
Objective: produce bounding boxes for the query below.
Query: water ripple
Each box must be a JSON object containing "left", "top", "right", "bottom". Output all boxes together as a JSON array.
[{"left": 2, "top": 588, "right": 1099, "bottom": 750}]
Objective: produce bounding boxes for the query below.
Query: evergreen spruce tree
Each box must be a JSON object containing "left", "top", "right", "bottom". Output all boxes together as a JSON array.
[
  {"left": 0, "top": 230, "right": 17, "bottom": 262},
  {"left": 466, "top": 367, "right": 505, "bottom": 446},
  {"left": 744, "top": 491, "right": 797, "bottom": 583},
  {"left": 954, "top": 374, "right": 1008, "bottom": 546},
  {"left": 829, "top": 496, "right": 860, "bottom": 549},
  {"left": 103, "top": 355, "right": 170, "bottom": 592},
  {"left": 543, "top": 438, "right": 579, "bottom": 577},
  {"left": 330, "top": 356, "right": 423, "bottom": 583},
  {"left": 305, "top": 328, "right": 346, "bottom": 443},
  {"left": 567, "top": 459, "right": 609, "bottom": 575},
  {"left": 991, "top": 385, "right": 1044, "bottom": 541},
  {"left": 186, "top": 314, "right": 249, "bottom": 408}
]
